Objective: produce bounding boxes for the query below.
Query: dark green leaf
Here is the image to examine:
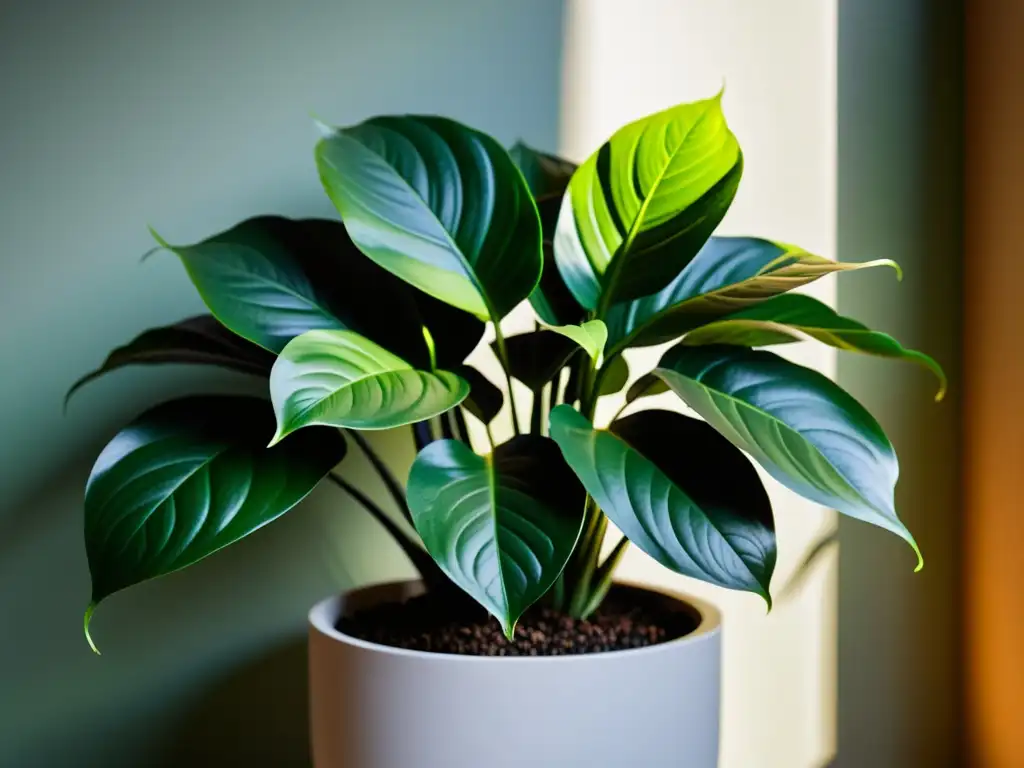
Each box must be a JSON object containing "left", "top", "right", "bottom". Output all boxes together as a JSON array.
[
  {"left": 681, "top": 294, "right": 947, "bottom": 400},
  {"left": 456, "top": 365, "right": 503, "bottom": 425},
  {"left": 509, "top": 142, "right": 577, "bottom": 202},
  {"left": 624, "top": 373, "right": 670, "bottom": 405},
  {"left": 599, "top": 355, "right": 630, "bottom": 397},
  {"left": 554, "top": 94, "right": 743, "bottom": 311},
  {"left": 83, "top": 396, "right": 345, "bottom": 651},
  {"left": 317, "top": 116, "right": 542, "bottom": 322},
  {"left": 66, "top": 315, "right": 275, "bottom": 407},
  {"left": 414, "top": 293, "right": 485, "bottom": 369},
  {"left": 549, "top": 406, "right": 775, "bottom": 602},
  {"left": 508, "top": 143, "right": 588, "bottom": 327},
  {"left": 269, "top": 330, "right": 469, "bottom": 442},
  {"left": 408, "top": 436, "right": 586, "bottom": 637},
  {"left": 604, "top": 236, "right": 900, "bottom": 355},
  {"left": 496, "top": 330, "right": 578, "bottom": 392},
  {"left": 654, "top": 345, "right": 921, "bottom": 568},
  {"left": 151, "top": 216, "right": 433, "bottom": 366}
]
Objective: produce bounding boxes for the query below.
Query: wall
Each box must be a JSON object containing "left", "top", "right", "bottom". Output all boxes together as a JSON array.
[
  {"left": 560, "top": 2, "right": 839, "bottom": 766},
  {"left": 836, "top": 0, "right": 963, "bottom": 765},
  {"left": 964, "top": 0, "right": 1024, "bottom": 764},
  {"left": 0, "top": 1, "right": 564, "bottom": 765}
]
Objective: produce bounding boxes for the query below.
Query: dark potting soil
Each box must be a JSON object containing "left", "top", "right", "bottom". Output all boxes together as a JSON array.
[{"left": 337, "top": 587, "right": 700, "bottom": 657}]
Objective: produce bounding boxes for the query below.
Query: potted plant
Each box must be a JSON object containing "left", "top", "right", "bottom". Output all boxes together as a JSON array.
[{"left": 72, "top": 93, "right": 944, "bottom": 767}]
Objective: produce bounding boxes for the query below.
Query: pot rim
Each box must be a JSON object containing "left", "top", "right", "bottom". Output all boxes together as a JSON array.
[{"left": 309, "top": 579, "right": 722, "bottom": 664}]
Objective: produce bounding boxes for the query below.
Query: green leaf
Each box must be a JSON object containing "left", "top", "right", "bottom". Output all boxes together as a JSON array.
[
  {"left": 509, "top": 141, "right": 577, "bottom": 202},
  {"left": 605, "top": 236, "right": 900, "bottom": 355},
  {"left": 408, "top": 436, "right": 586, "bottom": 637},
  {"left": 554, "top": 94, "right": 743, "bottom": 311},
  {"left": 456, "top": 365, "right": 504, "bottom": 425},
  {"left": 151, "top": 217, "right": 433, "bottom": 365},
  {"left": 66, "top": 315, "right": 275, "bottom": 407},
  {"left": 599, "top": 355, "right": 630, "bottom": 397},
  {"left": 549, "top": 406, "right": 775, "bottom": 602},
  {"left": 316, "top": 116, "right": 542, "bottom": 322},
  {"left": 624, "top": 373, "right": 670, "bottom": 405},
  {"left": 269, "top": 330, "right": 469, "bottom": 443},
  {"left": 543, "top": 320, "right": 608, "bottom": 360},
  {"left": 654, "top": 345, "right": 921, "bottom": 568},
  {"left": 531, "top": 196, "right": 587, "bottom": 327},
  {"left": 508, "top": 144, "right": 588, "bottom": 327},
  {"left": 682, "top": 294, "right": 947, "bottom": 400},
  {"left": 496, "top": 330, "right": 578, "bottom": 392},
  {"left": 83, "top": 396, "right": 345, "bottom": 651}
]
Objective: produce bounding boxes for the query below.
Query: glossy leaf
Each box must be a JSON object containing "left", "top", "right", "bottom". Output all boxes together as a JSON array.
[
  {"left": 549, "top": 406, "right": 775, "bottom": 602},
  {"left": 681, "top": 294, "right": 947, "bottom": 400},
  {"left": 531, "top": 196, "right": 587, "bottom": 327},
  {"left": 497, "top": 330, "right": 578, "bottom": 392},
  {"left": 83, "top": 396, "right": 345, "bottom": 651},
  {"left": 269, "top": 330, "right": 469, "bottom": 442},
  {"left": 509, "top": 144, "right": 588, "bottom": 326},
  {"left": 151, "top": 217, "right": 432, "bottom": 365},
  {"left": 605, "top": 236, "right": 900, "bottom": 355},
  {"left": 544, "top": 320, "right": 608, "bottom": 361},
  {"left": 654, "top": 345, "right": 921, "bottom": 567},
  {"left": 509, "top": 142, "right": 577, "bottom": 202},
  {"left": 316, "top": 116, "right": 542, "bottom": 322},
  {"left": 554, "top": 94, "right": 742, "bottom": 311},
  {"left": 456, "top": 365, "right": 504, "bottom": 425},
  {"left": 408, "top": 436, "right": 586, "bottom": 637},
  {"left": 67, "top": 315, "right": 275, "bottom": 406}
]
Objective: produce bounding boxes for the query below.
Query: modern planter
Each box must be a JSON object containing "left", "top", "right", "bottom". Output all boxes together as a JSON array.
[{"left": 308, "top": 579, "right": 722, "bottom": 768}]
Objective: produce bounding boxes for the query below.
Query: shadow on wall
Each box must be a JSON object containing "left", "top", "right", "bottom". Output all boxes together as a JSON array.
[
  {"left": 157, "top": 637, "right": 311, "bottom": 768},
  {"left": 0, "top": 368, "right": 417, "bottom": 767}
]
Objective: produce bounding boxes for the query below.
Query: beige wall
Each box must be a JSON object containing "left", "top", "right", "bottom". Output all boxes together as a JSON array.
[
  {"left": 965, "top": 0, "right": 1024, "bottom": 763},
  {"left": 560, "top": 2, "right": 838, "bottom": 766}
]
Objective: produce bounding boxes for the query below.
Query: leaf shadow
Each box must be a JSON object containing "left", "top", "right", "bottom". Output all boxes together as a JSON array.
[{"left": 155, "top": 636, "right": 311, "bottom": 768}]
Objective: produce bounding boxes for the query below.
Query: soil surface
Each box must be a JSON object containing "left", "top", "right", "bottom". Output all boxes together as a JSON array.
[{"left": 337, "top": 588, "right": 699, "bottom": 657}]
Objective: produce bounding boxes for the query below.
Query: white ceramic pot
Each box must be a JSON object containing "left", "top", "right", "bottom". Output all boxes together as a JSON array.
[{"left": 309, "top": 580, "right": 722, "bottom": 768}]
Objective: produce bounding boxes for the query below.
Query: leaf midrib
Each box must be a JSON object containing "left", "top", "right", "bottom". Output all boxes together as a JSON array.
[
  {"left": 596, "top": 103, "right": 718, "bottom": 317},
  {"left": 655, "top": 368, "right": 894, "bottom": 523},
  {"left": 330, "top": 128, "right": 505, "bottom": 327},
  {"left": 599, "top": 424, "right": 763, "bottom": 591}
]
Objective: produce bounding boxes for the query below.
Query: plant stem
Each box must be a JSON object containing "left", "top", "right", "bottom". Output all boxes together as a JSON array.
[
  {"left": 326, "top": 473, "right": 443, "bottom": 588},
  {"left": 491, "top": 322, "right": 522, "bottom": 435},
  {"left": 580, "top": 537, "right": 630, "bottom": 619},
  {"left": 452, "top": 407, "right": 471, "bottom": 445},
  {"left": 568, "top": 512, "right": 607, "bottom": 616},
  {"left": 440, "top": 412, "right": 456, "bottom": 440},
  {"left": 346, "top": 430, "right": 412, "bottom": 524},
  {"left": 412, "top": 421, "right": 435, "bottom": 452},
  {"left": 530, "top": 387, "right": 544, "bottom": 435}
]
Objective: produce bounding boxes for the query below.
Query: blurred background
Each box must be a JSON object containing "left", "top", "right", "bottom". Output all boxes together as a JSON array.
[{"left": 0, "top": 0, "right": 1010, "bottom": 766}]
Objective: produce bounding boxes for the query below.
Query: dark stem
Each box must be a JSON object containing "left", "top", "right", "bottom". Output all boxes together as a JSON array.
[
  {"left": 412, "top": 421, "right": 435, "bottom": 452},
  {"left": 452, "top": 407, "right": 471, "bottom": 445},
  {"left": 530, "top": 388, "right": 543, "bottom": 435},
  {"left": 440, "top": 412, "right": 456, "bottom": 440},
  {"left": 346, "top": 429, "right": 412, "bottom": 524},
  {"left": 326, "top": 473, "right": 444, "bottom": 588}
]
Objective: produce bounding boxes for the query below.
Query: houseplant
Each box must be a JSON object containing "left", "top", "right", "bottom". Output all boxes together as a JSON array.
[{"left": 71, "top": 93, "right": 943, "bottom": 766}]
